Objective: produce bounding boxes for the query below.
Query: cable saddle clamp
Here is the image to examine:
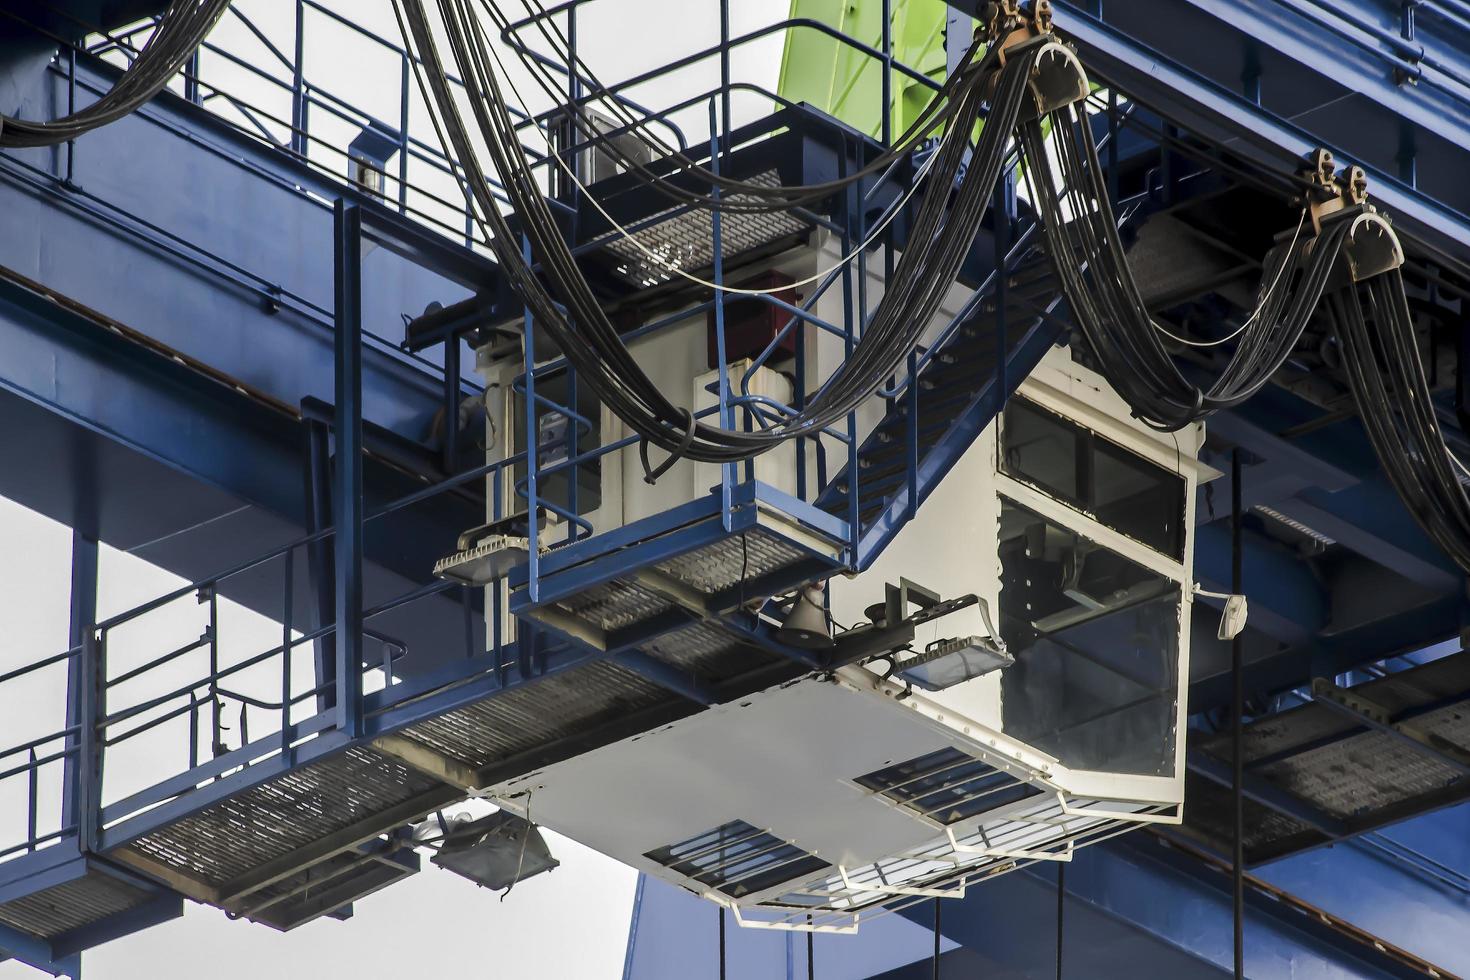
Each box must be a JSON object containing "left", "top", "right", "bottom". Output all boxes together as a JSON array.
[
  {"left": 977, "top": 1, "right": 1089, "bottom": 121},
  {"left": 1297, "top": 147, "right": 1404, "bottom": 282}
]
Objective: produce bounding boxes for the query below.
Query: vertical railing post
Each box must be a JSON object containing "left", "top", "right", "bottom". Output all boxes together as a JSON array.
[
  {"left": 333, "top": 199, "right": 365, "bottom": 736},
  {"left": 75, "top": 629, "right": 102, "bottom": 852},
  {"left": 710, "top": 101, "right": 734, "bottom": 530},
  {"left": 184, "top": 47, "right": 202, "bottom": 105},
  {"left": 206, "top": 585, "right": 220, "bottom": 756},
  {"left": 838, "top": 135, "right": 860, "bottom": 565},
  {"left": 522, "top": 234, "right": 541, "bottom": 605},
  {"left": 291, "top": 0, "right": 307, "bottom": 156},
  {"left": 280, "top": 547, "right": 294, "bottom": 758},
  {"left": 64, "top": 46, "right": 77, "bottom": 185},
  {"left": 881, "top": 0, "right": 892, "bottom": 146},
  {"left": 994, "top": 166, "right": 1012, "bottom": 408},
  {"left": 62, "top": 531, "right": 97, "bottom": 834},
  {"left": 26, "top": 748, "right": 38, "bottom": 852},
  {"left": 303, "top": 417, "right": 336, "bottom": 711},
  {"left": 443, "top": 337, "right": 461, "bottom": 474},
  {"left": 399, "top": 52, "right": 411, "bottom": 214},
  {"left": 719, "top": 0, "right": 732, "bottom": 162}
]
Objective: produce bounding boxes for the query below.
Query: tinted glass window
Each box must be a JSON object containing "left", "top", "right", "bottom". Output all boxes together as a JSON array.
[
  {"left": 997, "top": 498, "right": 1180, "bottom": 777},
  {"left": 1001, "top": 398, "right": 1185, "bottom": 560}
]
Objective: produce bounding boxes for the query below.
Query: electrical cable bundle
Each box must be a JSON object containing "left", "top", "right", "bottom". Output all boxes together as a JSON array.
[
  {"left": 475, "top": 0, "right": 977, "bottom": 216},
  {"left": 395, "top": 0, "right": 1040, "bottom": 467},
  {"left": 0, "top": 0, "right": 231, "bottom": 148},
  {"left": 1018, "top": 102, "right": 1351, "bottom": 432},
  {"left": 1327, "top": 272, "right": 1470, "bottom": 571},
  {"left": 1020, "top": 87, "right": 1470, "bottom": 570}
]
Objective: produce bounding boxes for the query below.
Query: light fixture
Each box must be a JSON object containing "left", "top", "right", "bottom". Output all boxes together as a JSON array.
[
  {"left": 1195, "top": 585, "right": 1250, "bottom": 641},
  {"left": 776, "top": 585, "right": 833, "bottom": 649},
  {"left": 430, "top": 810, "right": 559, "bottom": 891},
  {"left": 895, "top": 598, "right": 1012, "bottom": 691}
]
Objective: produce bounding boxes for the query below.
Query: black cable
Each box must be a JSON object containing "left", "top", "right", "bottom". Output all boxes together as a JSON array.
[
  {"left": 808, "top": 926, "right": 815, "bottom": 980},
  {"left": 932, "top": 896, "right": 941, "bottom": 980},
  {"left": 0, "top": 0, "right": 231, "bottom": 147},
  {"left": 1056, "top": 862, "right": 1065, "bottom": 980},
  {"left": 481, "top": 0, "right": 986, "bottom": 215},
  {"left": 718, "top": 906, "right": 726, "bottom": 980},
  {"left": 396, "top": 0, "right": 1036, "bottom": 465},
  {"left": 1019, "top": 102, "right": 1349, "bottom": 431},
  {"left": 1231, "top": 448, "right": 1244, "bottom": 980},
  {"left": 1327, "top": 270, "right": 1470, "bottom": 572}
]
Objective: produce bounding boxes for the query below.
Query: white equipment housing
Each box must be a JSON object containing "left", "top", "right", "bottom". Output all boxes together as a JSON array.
[{"left": 473, "top": 230, "right": 1209, "bottom": 931}]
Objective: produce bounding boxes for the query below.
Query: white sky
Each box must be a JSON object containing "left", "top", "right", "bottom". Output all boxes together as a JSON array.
[{"left": 0, "top": 1, "right": 792, "bottom": 976}]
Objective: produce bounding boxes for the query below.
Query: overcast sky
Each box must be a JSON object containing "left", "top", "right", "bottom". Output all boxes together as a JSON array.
[{"left": 0, "top": 1, "right": 789, "bottom": 976}]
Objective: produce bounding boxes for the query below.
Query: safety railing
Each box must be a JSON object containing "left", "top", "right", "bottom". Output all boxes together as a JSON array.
[
  {"left": 0, "top": 650, "right": 81, "bottom": 862},
  {"left": 0, "top": 0, "right": 1040, "bottom": 857},
  {"left": 0, "top": 442, "right": 563, "bottom": 861}
]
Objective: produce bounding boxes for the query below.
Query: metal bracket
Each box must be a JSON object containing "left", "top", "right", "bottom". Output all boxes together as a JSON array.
[
  {"left": 1294, "top": 148, "right": 1404, "bottom": 281},
  {"left": 838, "top": 864, "right": 968, "bottom": 899},
  {"left": 944, "top": 824, "right": 1075, "bottom": 862},
  {"left": 729, "top": 904, "right": 860, "bottom": 935}
]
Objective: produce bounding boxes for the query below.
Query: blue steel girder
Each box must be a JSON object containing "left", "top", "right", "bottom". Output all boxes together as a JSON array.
[
  {"left": 0, "top": 52, "right": 480, "bottom": 444},
  {"left": 0, "top": 264, "right": 487, "bottom": 683},
  {"left": 1049, "top": 1, "right": 1470, "bottom": 269},
  {"left": 893, "top": 833, "right": 1447, "bottom": 980}
]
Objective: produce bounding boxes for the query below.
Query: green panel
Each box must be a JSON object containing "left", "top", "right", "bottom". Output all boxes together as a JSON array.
[{"left": 777, "top": 0, "right": 966, "bottom": 140}]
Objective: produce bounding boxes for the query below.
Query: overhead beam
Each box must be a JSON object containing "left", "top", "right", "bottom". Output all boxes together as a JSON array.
[
  {"left": 1187, "top": 748, "right": 1348, "bottom": 838},
  {"left": 1194, "top": 522, "right": 1326, "bottom": 644},
  {"left": 1312, "top": 678, "right": 1470, "bottom": 777},
  {"left": 1049, "top": 1, "right": 1470, "bottom": 265}
]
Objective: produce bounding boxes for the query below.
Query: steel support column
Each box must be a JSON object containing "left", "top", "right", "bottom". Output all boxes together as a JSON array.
[
  {"left": 60, "top": 531, "right": 97, "bottom": 832},
  {"left": 333, "top": 200, "right": 364, "bottom": 736}
]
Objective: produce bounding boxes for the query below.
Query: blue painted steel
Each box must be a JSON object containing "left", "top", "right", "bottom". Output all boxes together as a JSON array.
[
  {"left": 1049, "top": 1, "right": 1470, "bottom": 265},
  {"left": 60, "top": 532, "right": 95, "bottom": 835},
  {"left": 0, "top": 849, "right": 179, "bottom": 975},
  {"left": 75, "top": 632, "right": 100, "bottom": 855},
  {"left": 333, "top": 200, "right": 365, "bottom": 737},
  {"left": 623, "top": 832, "right": 1447, "bottom": 979}
]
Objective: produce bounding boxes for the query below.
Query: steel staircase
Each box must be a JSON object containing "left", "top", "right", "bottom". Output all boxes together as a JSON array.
[{"left": 818, "top": 256, "right": 1065, "bottom": 569}]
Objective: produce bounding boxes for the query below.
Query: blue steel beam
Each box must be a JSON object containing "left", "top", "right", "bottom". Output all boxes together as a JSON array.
[
  {"left": 622, "top": 834, "right": 1440, "bottom": 979},
  {"left": 334, "top": 200, "right": 365, "bottom": 737},
  {"left": 0, "top": 54, "right": 474, "bottom": 445},
  {"left": 1207, "top": 404, "right": 1462, "bottom": 591},
  {"left": 1193, "top": 521, "right": 1327, "bottom": 645},
  {"left": 1048, "top": 1, "right": 1470, "bottom": 268},
  {"left": 0, "top": 266, "right": 484, "bottom": 682}
]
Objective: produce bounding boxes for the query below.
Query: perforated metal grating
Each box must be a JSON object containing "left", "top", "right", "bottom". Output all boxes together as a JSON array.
[
  {"left": 117, "top": 747, "right": 443, "bottom": 888},
  {"left": 655, "top": 526, "right": 815, "bottom": 595},
  {"left": 640, "top": 622, "right": 778, "bottom": 682},
  {"left": 1184, "top": 653, "right": 1470, "bottom": 861},
  {"left": 595, "top": 171, "right": 810, "bottom": 287},
  {"left": 855, "top": 747, "right": 1043, "bottom": 826},
  {"left": 554, "top": 579, "right": 672, "bottom": 632},
  {"left": 0, "top": 871, "right": 153, "bottom": 939},
  {"left": 396, "top": 659, "right": 671, "bottom": 770}
]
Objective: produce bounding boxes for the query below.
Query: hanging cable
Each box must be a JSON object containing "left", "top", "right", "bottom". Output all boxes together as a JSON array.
[
  {"left": 1019, "top": 101, "right": 1349, "bottom": 431},
  {"left": 395, "top": 0, "right": 1037, "bottom": 465},
  {"left": 0, "top": 0, "right": 231, "bottom": 148},
  {"left": 479, "top": 0, "right": 984, "bottom": 215},
  {"left": 1327, "top": 269, "right": 1470, "bottom": 572},
  {"left": 471, "top": 10, "right": 948, "bottom": 296},
  {"left": 1056, "top": 862, "right": 1065, "bottom": 980}
]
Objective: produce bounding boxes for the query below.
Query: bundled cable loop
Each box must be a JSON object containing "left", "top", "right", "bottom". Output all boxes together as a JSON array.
[{"left": 1, "top": 0, "right": 232, "bottom": 148}]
